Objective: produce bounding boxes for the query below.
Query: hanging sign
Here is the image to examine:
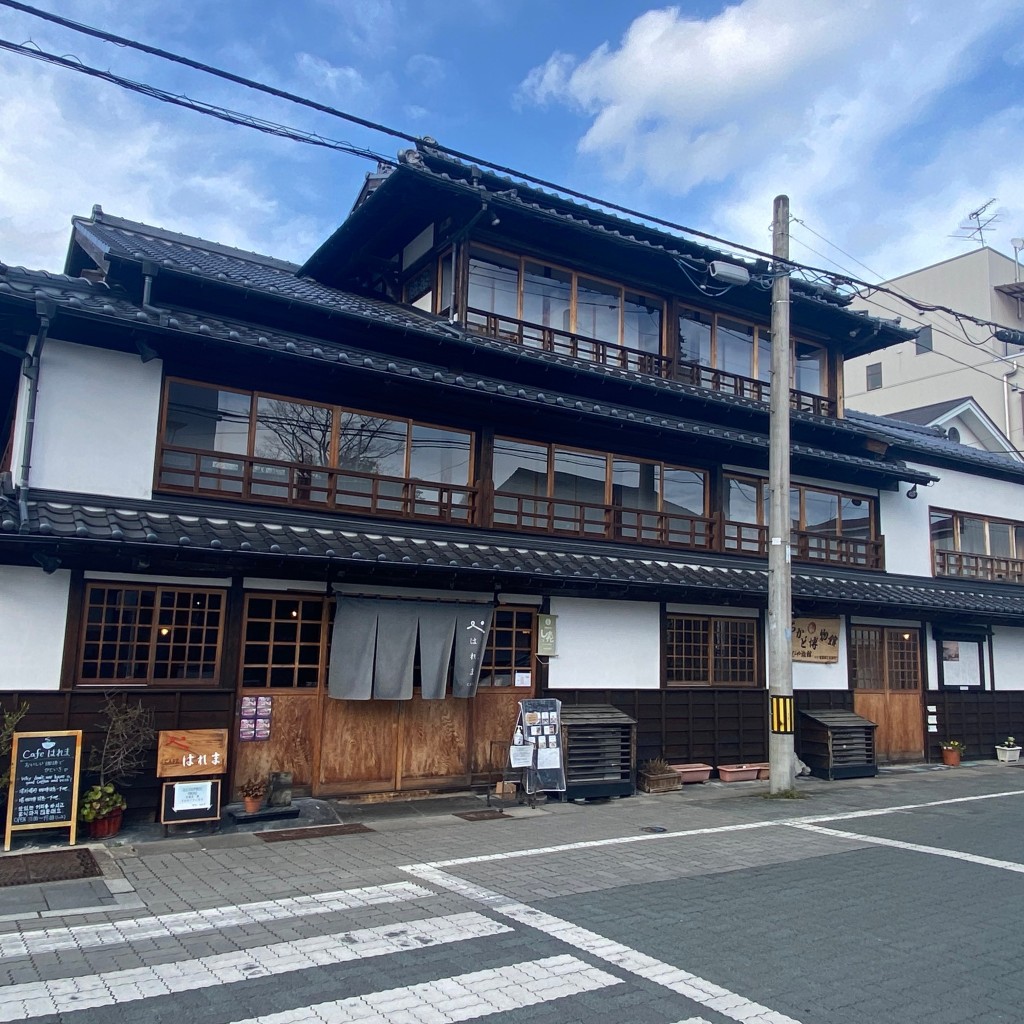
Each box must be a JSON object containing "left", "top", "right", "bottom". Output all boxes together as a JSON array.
[
  {"left": 156, "top": 729, "right": 229, "bottom": 778},
  {"left": 5, "top": 731, "right": 82, "bottom": 851},
  {"left": 791, "top": 618, "right": 840, "bottom": 663},
  {"left": 537, "top": 615, "right": 558, "bottom": 657}
]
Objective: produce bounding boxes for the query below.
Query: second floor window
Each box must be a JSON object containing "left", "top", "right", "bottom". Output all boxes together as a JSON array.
[{"left": 931, "top": 509, "right": 1024, "bottom": 582}]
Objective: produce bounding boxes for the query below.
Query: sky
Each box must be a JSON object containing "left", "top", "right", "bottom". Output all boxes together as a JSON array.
[{"left": 1, "top": 0, "right": 1023, "bottom": 286}]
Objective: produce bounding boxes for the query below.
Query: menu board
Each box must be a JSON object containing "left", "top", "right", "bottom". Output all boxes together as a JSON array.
[
  {"left": 5, "top": 731, "right": 82, "bottom": 851},
  {"left": 511, "top": 699, "right": 565, "bottom": 793}
]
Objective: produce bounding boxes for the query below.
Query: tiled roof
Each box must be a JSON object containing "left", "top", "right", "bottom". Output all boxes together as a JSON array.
[
  {"left": 5, "top": 495, "right": 1023, "bottom": 619},
  {"left": 847, "top": 409, "right": 1024, "bottom": 478},
  {"left": 0, "top": 264, "right": 930, "bottom": 485}
]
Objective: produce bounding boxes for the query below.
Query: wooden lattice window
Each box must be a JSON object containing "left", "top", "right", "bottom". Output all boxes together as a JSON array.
[
  {"left": 478, "top": 608, "right": 536, "bottom": 688},
  {"left": 665, "top": 614, "right": 758, "bottom": 687},
  {"left": 849, "top": 626, "right": 885, "bottom": 690},
  {"left": 80, "top": 585, "right": 224, "bottom": 684},
  {"left": 850, "top": 626, "right": 919, "bottom": 691},
  {"left": 241, "top": 595, "right": 328, "bottom": 689}
]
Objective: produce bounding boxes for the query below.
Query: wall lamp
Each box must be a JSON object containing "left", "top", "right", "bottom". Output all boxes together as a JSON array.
[
  {"left": 135, "top": 339, "right": 159, "bottom": 363},
  {"left": 906, "top": 484, "right": 919, "bottom": 500}
]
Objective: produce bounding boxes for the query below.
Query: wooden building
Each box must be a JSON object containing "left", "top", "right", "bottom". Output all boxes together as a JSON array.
[{"left": 2, "top": 145, "right": 1023, "bottom": 807}]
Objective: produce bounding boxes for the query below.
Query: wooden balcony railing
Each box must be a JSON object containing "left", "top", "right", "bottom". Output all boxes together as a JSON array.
[
  {"left": 157, "top": 446, "right": 477, "bottom": 524},
  {"left": 464, "top": 307, "right": 673, "bottom": 378},
  {"left": 934, "top": 549, "right": 1024, "bottom": 584},
  {"left": 723, "top": 521, "right": 885, "bottom": 570},
  {"left": 675, "top": 361, "right": 837, "bottom": 416},
  {"left": 493, "top": 493, "right": 716, "bottom": 550}
]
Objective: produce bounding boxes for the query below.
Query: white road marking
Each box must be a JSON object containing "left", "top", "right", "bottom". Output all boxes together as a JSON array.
[
  {"left": 0, "top": 881, "right": 433, "bottom": 959},
  {"left": 405, "top": 865, "right": 807, "bottom": 1024},
  {"left": 227, "top": 954, "right": 620, "bottom": 1024},
  {"left": 419, "top": 787, "right": 1024, "bottom": 868},
  {"left": 789, "top": 822, "right": 1024, "bottom": 873},
  {"left": 0, "top": 911, "right": 510, "bottom": 1022}
]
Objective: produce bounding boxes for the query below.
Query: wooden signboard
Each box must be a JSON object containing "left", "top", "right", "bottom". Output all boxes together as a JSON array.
[
  {"left": 156, "top": 729, "right": 229, "bottom": 778},
  {"left": 5, "top": 731, "right": 83, "bottom": 851},
  {"left": 791, "top": 618, "right": 840, "bottom": 663},
  {"left": 160, "top": 779, "right": 222, "bottom": 825}
]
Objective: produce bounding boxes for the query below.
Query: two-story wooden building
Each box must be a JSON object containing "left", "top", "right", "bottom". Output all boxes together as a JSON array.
[{"left": 3, "top": 144, "right": 1023, "bottom": 806}]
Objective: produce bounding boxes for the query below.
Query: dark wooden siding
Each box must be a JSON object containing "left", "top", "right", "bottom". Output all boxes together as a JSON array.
[
  {"left": 1, "top": 689, "right": 235, "bottom": 812},
  {"left": 928, "top": 690, "right": 1024, "bottom": 760}
]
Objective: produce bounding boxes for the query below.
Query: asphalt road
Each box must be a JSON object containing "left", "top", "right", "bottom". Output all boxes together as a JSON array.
[{"left": 2, "top": 762, "right": 1022, "bottom": 1024}]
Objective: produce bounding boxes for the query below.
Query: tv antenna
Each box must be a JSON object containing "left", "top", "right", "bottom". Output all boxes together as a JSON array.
[{"left": 952, "top": 198, "right": 999, "bottom": 245}]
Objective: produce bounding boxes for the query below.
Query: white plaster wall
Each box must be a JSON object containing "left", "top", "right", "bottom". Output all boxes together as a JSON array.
[
  {"left": 547, "top": 598, "right": 661, "bottom": 690},
  {"left": 15, "top": 339, "right": 163, "bottom": 499},
  {"left": 0, "top": 567, "right": 70, "bottom": 691},
  {"left": 991, "top": 626, "right": 1024, "bottom": 691},
  {"left": 879, "top": 462, "right": 1024, "bottom": 577}
]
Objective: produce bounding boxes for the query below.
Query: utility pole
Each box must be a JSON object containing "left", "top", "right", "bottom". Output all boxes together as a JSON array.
[{"left": 768, "top": 194, "right": 795, "bottom": 794}]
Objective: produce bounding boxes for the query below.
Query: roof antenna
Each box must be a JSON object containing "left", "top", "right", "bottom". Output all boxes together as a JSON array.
[{"left": 951, "top": 199, "right": 998, "bottom": 246}]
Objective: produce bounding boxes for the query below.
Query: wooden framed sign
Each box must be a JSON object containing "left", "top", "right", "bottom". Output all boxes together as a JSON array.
[
  {"left": 156, "top": 729, "right": 229, "bottom": 778},
  {"left": 160, "top": 779, "right": 222, "bottom": 825},
  {"left": 5, "top": 731, "right": 83, "bottom": 851}
]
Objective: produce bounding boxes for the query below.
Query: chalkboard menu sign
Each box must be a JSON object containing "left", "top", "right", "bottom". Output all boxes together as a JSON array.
[{"left": 4, "top": 731, "right": 82, "bottom": 851}]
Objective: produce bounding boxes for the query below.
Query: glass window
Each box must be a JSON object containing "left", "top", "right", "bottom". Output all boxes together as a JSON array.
[
  {"left": 552, "top": 449, "right": 607, "bottom": 504},
  {"left": 717, "top": 319, "right": 754, "bottom": 377},
  {"left": 930, "top": 511, "right": 955, "bottom": 550},
  {"left": 338, "top": 413, "right": 407, "bottom": 476},
  {"left": 623, "top": 292, "right": 662, "bottom": 353},
  {"left": 661, "top": 468, "right": 706, "bottom": 516},
  {"left": 522, "top": 262, "right": 572, "bottom": 333},
  {"left": 803, "top": 489, "right": 839, "bottom": 534},
  {"left": 841, "top": 496, "right": 872, "bottom": 538},
  {"left": 989, "top": 522, "right": 1012, "bottom": 558},
  {"left": 437, "top": 251, "right": 454, "bottom": 316},
  {"left": 727, "top": 478, "right": 762, "bottom": 524},
  {"left": 254, "top": 398, "right": 332, "bottom": 465},
  {"left": 493, "top": 439, "right": 548, "bottom": 495},
  {"left": 665, "top": 614, "right": 757, "bottom": 686},
  {"left": 409, "top": 425, "right": 471, "bottom": 485},
  {"left": 576, "top": 277, "right": 621, "bottom": 342},
  {"left": 241, "top": 595, "right": 325, "bottom": 689},
  {"left": 756, "top": 329, "right": 772, "bottom": 383},
  {"left": 678, "top": 309, "right": 712, "bottom": 366},
  {"left": 478, "top": 608, "right": 535, "bottom": 689},
  {"left": 467, "top": 249, "right": 519, "bottom": 320},
  {"left": 795, "top": 342, "right": 826, "bottom": 396},
  {"left": 960, "top": 517, "right": 987, "bottom": 554},
  {"left": 612, "top": 460, "right": 658, "bottom": 511},
  {"left": 164, "top": 382, "right": 250, "bottom": 453},
  {"left": 866, "top": 362, "right": 882, "bottom": 390}
]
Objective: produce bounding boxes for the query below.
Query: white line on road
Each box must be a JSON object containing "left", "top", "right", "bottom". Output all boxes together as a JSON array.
[
  {"left": 0, "top": 881, "right": 434, "bottom": 960},
  {"left": 0, "top": 911, "right": 510, "bottom": 1022},
  {"left": 412, "top": 788, "right": 1024, "bottom": 869},
  {"left": 405, "top": 865, "right": 806, "bottom": 1024},
  {"left": 226, "top": 954, "right": 621, "bottom": 1024},
  {"left": 788, "top": 822, "right": 1024, "bottom": 873}
]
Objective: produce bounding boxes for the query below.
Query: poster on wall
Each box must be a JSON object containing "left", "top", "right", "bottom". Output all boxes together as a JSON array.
[
  {"left": 791, "top": 618, "right": 840, "bottom": 663},
  {"left": 239, "top": 696, "right": 272, "bottom": 742},
  {"left": 941, "top": 640, "right": 983, "bottom": 688}
]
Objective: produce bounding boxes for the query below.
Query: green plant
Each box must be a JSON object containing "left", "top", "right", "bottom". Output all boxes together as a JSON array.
[
  {"left": 640, "top": 757, "right": 674, "bottom": 775},
  {"left": 0, "top": 701, "right": 30, "bottom": 796},
  {"left": 239, "top": 776, "right": 267, "bottom": 799},
  {"left": 80, "top": 692, "right": 155, "bottom": 820},
  {"left": 999, "top": 736, "right": 1017, "bottom": 748},
  {"left": 78, "top": 783, "right": 127, "bottom": 823},
  {"left": 941, "top": 739, "right": 965, "bottom": 751}
]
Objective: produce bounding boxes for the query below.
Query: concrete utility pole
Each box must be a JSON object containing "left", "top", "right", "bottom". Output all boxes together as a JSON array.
[{"left": 768, "top": 194, "right": 796, "bottom": 794}]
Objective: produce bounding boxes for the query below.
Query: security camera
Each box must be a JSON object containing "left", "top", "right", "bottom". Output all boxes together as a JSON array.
[{"left": 708, "top": 261, "right": 751, "bottom": 286}]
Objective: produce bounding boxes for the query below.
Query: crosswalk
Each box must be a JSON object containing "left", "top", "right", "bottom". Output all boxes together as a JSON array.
[{"left": 0, "top": 876, "right": 775, "bottom": 1024}]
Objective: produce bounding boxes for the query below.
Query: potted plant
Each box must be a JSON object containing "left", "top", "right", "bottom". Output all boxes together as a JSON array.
[
  {"left": 940, "top": 739, "right": 965, "bottom": 766},
  {"left": 79, "top": 693, "right": 155, "bottom": 839},
  {"left": 995, "top": 736, "right": 1021, "bottom": 763},
  {"left": 638, "top": 757, "right": 681, "bottom": 794},
  {"left": 239, "top": 775, "right": 267, "bottom": 813}
]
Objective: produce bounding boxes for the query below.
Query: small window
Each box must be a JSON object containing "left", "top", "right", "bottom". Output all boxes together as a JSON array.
[
  {"left": 915, "top": 326, "right": 933, "bottom": 354},
  {"left": 241, "top": 594, "right": 328, "bottom": 689},
  {"left": 665, "top": 614, "right": 758, "bottom": 687},
  {"left": 946, "top": 426, "right": 961, "bottom": 444},
  {"left": 866, "top": 363, "right": 883, "bottom": 390}
]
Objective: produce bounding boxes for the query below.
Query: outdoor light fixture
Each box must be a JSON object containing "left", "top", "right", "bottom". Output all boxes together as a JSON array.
[
  {"left": 135, "top": 339, "right": 159, "bottom": 363},
  {"left": 708, "top": 261, "right": 751, "bottom": 286},
  {"left": 32, "top": 551, "right": 62, "bottom": 574},
  {"left": 906, "top": 484, "right": 919, "bottom": 500}
]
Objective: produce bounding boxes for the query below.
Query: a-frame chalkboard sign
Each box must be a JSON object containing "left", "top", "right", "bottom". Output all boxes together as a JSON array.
[{"left": 4, "top": 731, "right": 83, "bottom": 851}]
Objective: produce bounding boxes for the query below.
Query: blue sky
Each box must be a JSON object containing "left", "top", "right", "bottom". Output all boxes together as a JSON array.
[{"left": 1, "top": 0, "right": 1022, "bottom": 284}]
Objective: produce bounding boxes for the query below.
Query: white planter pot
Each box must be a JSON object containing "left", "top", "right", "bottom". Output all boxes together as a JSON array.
[{"left": 995, "top": 746, "right": 1022, "bottom": 763}]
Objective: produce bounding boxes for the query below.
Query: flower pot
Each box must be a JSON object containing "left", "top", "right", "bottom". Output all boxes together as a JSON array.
[
  {"left": 243, "top": 796, "right": 263, "bottom": 814},
  {"left": 940, "top": 747, "right": 961, "bottom": 767},
  {"left": 87, "top": 808, "right": 123, "bottom": 839},
  {"left": 638, "top": 770, "right": 681, "bottom": 794},
  {"left": 995, "top": 746, "right": 1022, "bottom": 763},
  {"left": 668, "top": 763, "right": 713, "bottom": 784},
  {"left": 717, "top": 764, "right": 760, "bottom": 782}
]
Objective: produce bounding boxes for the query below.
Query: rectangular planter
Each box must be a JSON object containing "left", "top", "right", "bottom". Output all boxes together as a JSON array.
[
  {"left": 996, "top": 746, "right": 1022, "bottom": 763},
  {"left": 751, "top": 762, "right": 770, "bottom": 780},
  {"left": 668, "top": 763, "right": 713, "bottom": 784},
  {"left": 716, "top": 764, "right": 760, "bottom": 782},
  {"left": 638, "top": 771, "right": 682, "bottom": 794}
]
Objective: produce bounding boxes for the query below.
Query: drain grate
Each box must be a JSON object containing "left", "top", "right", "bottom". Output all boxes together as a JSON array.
[
  {"left": 454, "top": 809, "right": 510, "bottom": 821},
  {"left": 256, "top": 823, "right": 374, "bottom": 843},
  {"left": 0, "top": 849, "right": 102, "bottom": 888}
]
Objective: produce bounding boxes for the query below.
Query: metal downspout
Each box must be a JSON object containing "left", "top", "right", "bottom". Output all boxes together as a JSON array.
[{"left": 16, "top": 302, "right": 53, "bottom": 531}]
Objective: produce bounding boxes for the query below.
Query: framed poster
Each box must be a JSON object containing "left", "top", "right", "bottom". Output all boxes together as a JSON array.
[
  {"left": 160, "top": 779, "right": 222, "bottom": 825},
  {"left": 5, "top": 731, "right": 82, "bottom": 851}
]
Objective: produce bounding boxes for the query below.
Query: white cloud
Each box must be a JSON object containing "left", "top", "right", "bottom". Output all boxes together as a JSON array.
[
  {"left": 406, "top": 54, "right": 446, "bottom": 89},
  {"left": 518, "top": 0, "right": 1023, "bottom": 277},
  {"left": 295, "top": 53, "right": 373, "bottom": 103}
]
